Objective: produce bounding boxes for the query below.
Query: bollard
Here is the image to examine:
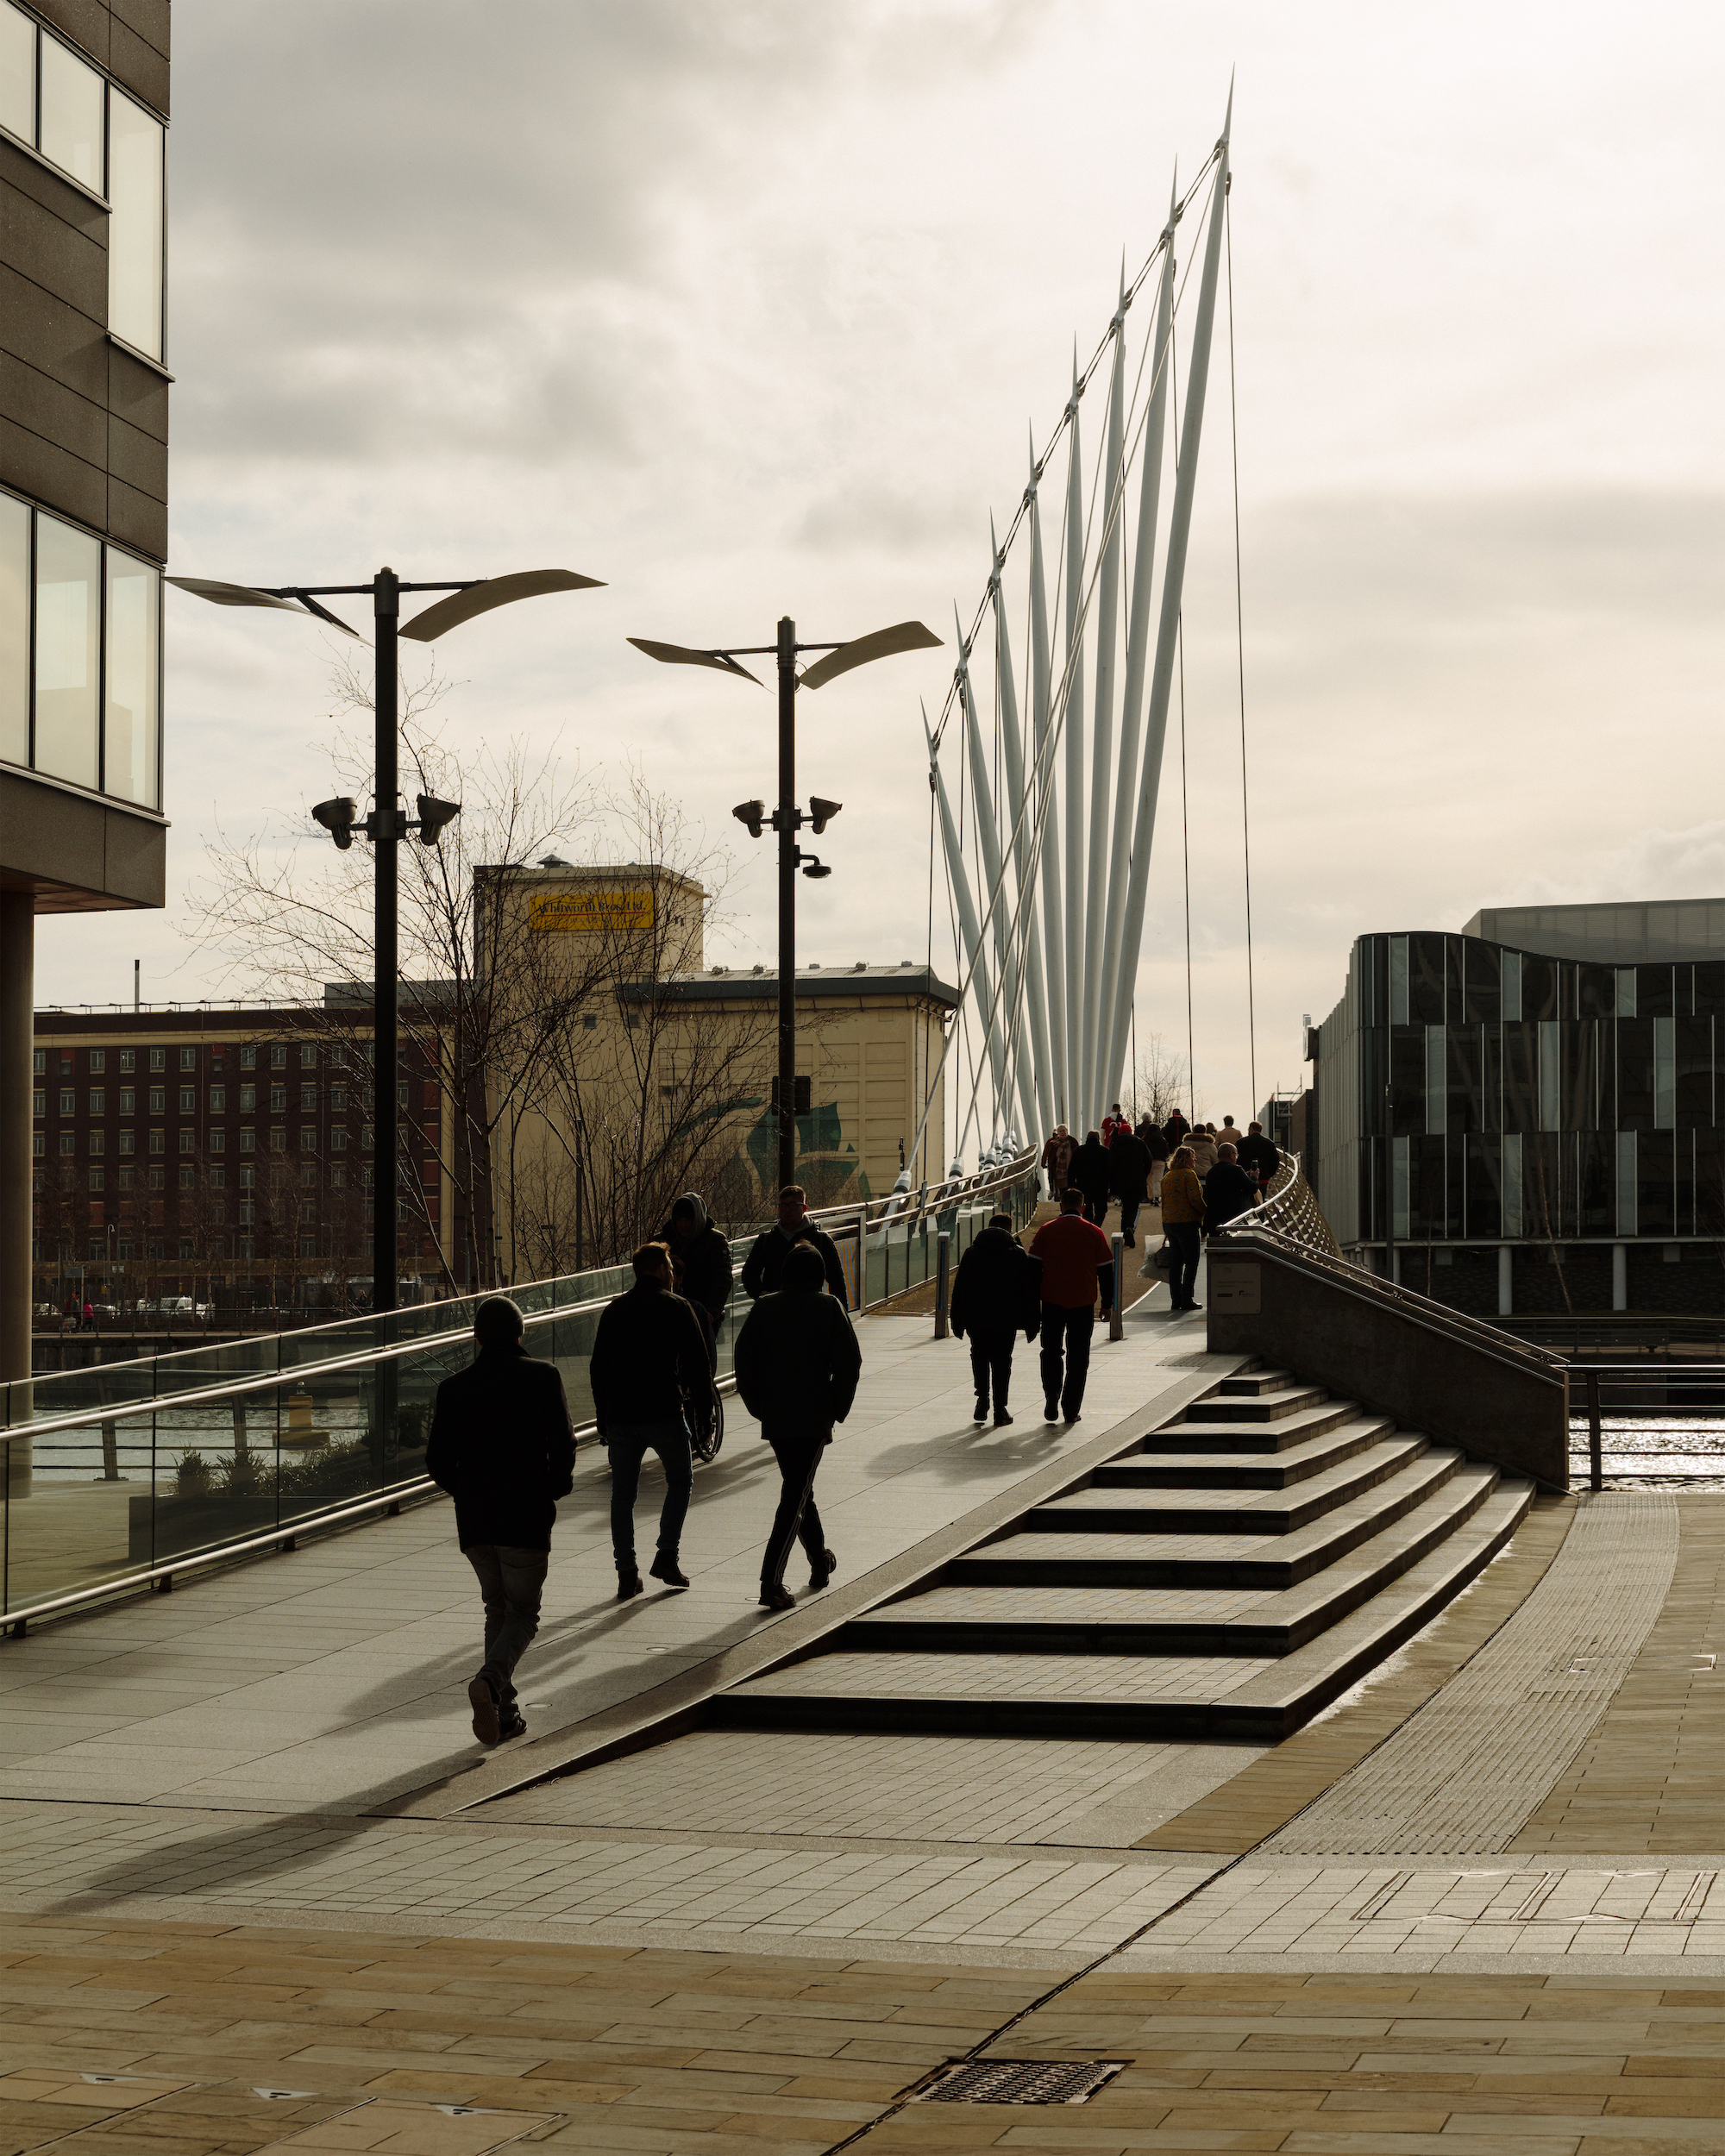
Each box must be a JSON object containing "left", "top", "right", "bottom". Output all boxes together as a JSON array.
[
  {"left": 934, "top": 1232, "right": 950, "bottom": 1339},
  {"left": 99, "top": 1416, "right": 120, "bottom": 1482},
  {"left": 1109, "top": 1232, "right": 1125, "bottom": 1341},
  {"left": 1586, "top": 1368, "right": 1603, "bottom": 1493}
]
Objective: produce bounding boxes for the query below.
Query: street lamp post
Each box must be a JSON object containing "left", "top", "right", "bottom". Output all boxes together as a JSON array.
[
  {"left": 170, "top": 565, "right": 601, "bottom": 1315},
  {"left": 630, "top": 615, "right": 939, "bottom": 1192}
]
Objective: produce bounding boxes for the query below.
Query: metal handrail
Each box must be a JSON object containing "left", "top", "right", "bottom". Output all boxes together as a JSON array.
[{"left": 1214, "top": 1219, "right": 1571, "bottom": 1386}]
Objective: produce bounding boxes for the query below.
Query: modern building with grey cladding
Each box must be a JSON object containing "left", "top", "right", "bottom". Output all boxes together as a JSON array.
[
  {"left": 1305, "top": 897, "right": 1725, "bottom": 1319},
  {"left": 1, "top": 0, "right": 169, "bottom": 1407}
]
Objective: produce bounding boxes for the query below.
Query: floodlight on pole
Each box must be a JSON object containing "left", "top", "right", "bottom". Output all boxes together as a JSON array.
[
  {"left": 169, "top": 561, "right": 603, "bottom": 1317},
  {"left": 630, "top": 615, "right": 939, "bottom": 1190}
]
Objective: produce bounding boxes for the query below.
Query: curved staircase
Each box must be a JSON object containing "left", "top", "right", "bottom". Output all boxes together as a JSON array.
[{"left": 710, "top": 1364, "right": 1534, "bottom": 1744}]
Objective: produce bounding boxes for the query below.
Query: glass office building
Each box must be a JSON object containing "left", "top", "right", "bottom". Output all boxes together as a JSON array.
[{"left": 1307, "top": 899, "right": 1725, "bottom": 1317}]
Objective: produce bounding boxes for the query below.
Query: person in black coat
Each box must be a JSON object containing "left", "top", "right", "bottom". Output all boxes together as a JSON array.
[
  {"left": 950, "top": 1212, "right": 1042, "bottom": 1426},
  {"left": 1235, "top": 1121, "right": 1282, "bottom": 1190},
  {"left": 1106, "top": 1127, "right": 1152, "bottom": 1249},
  {"left": 1203, "top": 1143, "right": 1263, "bottom": 1236},
  {"left": 426, "top": 1296, "right": 576, "bottom": 1749},
  {"left": 654, "top": 1190, "right": 734, "bottom": 1445},
  {"left": 1162, "top": 1109, "right": 1190, "bottom": 1152},
  {"left": 733, "top": 1244, "right": 862, "bottom": 1610},
  {"left": 589, "top": 1242, "right": 714, "bottom": 1600},
  {"left": 1071, "top": 1131, "right": 1112, "bottom": 1225},
  {"left": 741, "top": 1184, "right": 847, "bottom": 1302}
]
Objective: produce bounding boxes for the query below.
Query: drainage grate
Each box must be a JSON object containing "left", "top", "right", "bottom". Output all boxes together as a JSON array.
[{"left": 918, "top": 2059, "right": 1126, "bottom": 2105}]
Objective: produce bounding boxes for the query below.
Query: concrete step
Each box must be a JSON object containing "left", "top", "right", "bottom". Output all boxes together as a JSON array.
[
  {"left": 1137, "top": 1398, "right": 1361, "bottom": 1455},
  {"left": 1185, "top": 1385, "right": 1328, "bottom": 1424},
  {"left": 841, "top": 1457, "right": 1484, "bottom": 1658},
  {"left": 1088, "top": 1413, "right": 1393, "bottom": 1494},
  {"left": 712, "top": 1473, "right": 1533, "bottom": 1743},
  {"left": 1215, "top": 1369, "right": 1300, "bottom": 1398},
  {"left": 950, "top": 1445, "right": 1462, "bottom": 1589},
  {"left": 1034, "top": 1425, "right": 1418, "bottom": 1532}
]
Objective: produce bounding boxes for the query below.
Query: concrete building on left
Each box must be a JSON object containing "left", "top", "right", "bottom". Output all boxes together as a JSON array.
[{"left": 1, "top": 1, "right": 170, "bottom": 1416}]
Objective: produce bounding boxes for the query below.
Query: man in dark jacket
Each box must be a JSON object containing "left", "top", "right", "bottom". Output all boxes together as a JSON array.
[
  {"left": 733, "top": 1244, "right": 862, "bottom": 1610},
  {"left": 1162, "top": 1108, "right": 1190, "bottom": 1152},
  {"left": 655, "top": 1191, "right": 733, "bottom": 1444},
  {"left": 950, "top": 1211, "right": 1041, "bottom": 1426},
  {"left": 589, "top": 1242, "right": 712, "bottom": 1599},
  {"left": 1236, "top": 1121, "right": 1281, "bottom": 1191},
  {"left": 741, "top": 1184, "right": 846, "bottom": 1302},
  {"left": 1028, "top": 1189, "right": 1116, "bottom": 1423},
  {"left": 1106, "top": 1125, "right": 1152, "bottom": 1248},
  {"left": 426, "top": 1296, "right": 576, "bottom": 1748},
  {"left": 1071, "top": 1131, "right": 1112, "bottom": 1225},
  {"left": 1203, "top": 1143, "right": 1263, "bottom": 1236}
]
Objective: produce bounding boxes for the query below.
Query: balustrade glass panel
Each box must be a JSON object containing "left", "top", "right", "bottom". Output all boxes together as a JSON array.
[
  {"left": 33, "top": 515, "right": 99, "bottom": 788},
  {"left": 104, "top": 547, "right": 159, "bottom": 806},
  {"left": 107, "top": 90, "right": 164, "bottom": 359}
]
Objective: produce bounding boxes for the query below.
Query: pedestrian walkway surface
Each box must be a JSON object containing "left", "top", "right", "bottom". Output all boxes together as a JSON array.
[{"left": 4, "top": 1308, "right": 1725, "bottom": 2152}]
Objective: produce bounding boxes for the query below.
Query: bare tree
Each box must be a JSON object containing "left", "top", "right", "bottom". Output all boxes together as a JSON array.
[{"left": 1120, "top": 1031, "right": 1184, "bottom": 1131}]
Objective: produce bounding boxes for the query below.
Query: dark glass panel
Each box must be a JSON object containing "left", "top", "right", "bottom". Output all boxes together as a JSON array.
[
  {"left": 1567, "top": 1023, "right": 1597, "bottom": 1131},
  {"left": 1578, "top": 1132, "right": 1612, "bottom": 1235},
  {"left": 1503, "top": 1023, "right": 1537, "bottom": 1132},
  {"left": 1409, "top": 934, "right": 1446, "bottom": 1025},
  {"left": 1618, "top": 1018, "right": 1654, "bottom": 1131},
  {"left": 1447, "top": 1028, "right": 1483, "bottom": 1134},
  {"left": 1410, "top": 1134, "right": 1447, "bottom": 1238},
  {"left": 1522, "top": 955, "right": 1558, "bottom": 1021},
  {"left": 1465, "top": 1132, "right": 1501, "bottom": 1240},
  {"left": 1598, "top": 1023, "right": 1616, "bottom": 1132},
  {"left": 1698, "top": 1131, "right": 1725, "bottom": 1239},
  {"left": 1390, "top": 1028, "right": 1425, "bottom": 1136},
  {"left": 1678, "top": 1128, "right": 1696, "bottom": 1237},
  {"left": 1483, "top": 1028, "right": 1502, "bottom": 1133},
  {"left": 1446, "top": 939, "right": 1465, "bottom": 1028},
  {"left": 1678, "top": 965, "right": 1695, "bottom": 1018},
  {"left": 1446, "top": 1134, "right": 1464, "bottom": 1238},
  {"left": 1639, "top": 965, "right": 1674, "bottom": 1018},
  {"left": 1463, "top": 939, "right": 1501, "bottom": 1025},
  {"left": 1577, "top": 965, "right": 1615, "bottom": 1019},
  {"left": 1676, "top": 1017, "right": 1712, "bottom": 1130},
  {"left": 1521, "top": 1133, "right": 1561, "bottom": 1241},
  {"left": 1639, "top": 1130, "right": 1675, "bottom": 1238},
  {"left": 1696, "top": 963, "right": 1725, "bottom": 1019}
]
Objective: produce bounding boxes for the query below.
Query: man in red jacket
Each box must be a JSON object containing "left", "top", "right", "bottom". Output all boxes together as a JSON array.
[{"left": 1028, "top": 1188, "right": 1116, "bottom": 1424}]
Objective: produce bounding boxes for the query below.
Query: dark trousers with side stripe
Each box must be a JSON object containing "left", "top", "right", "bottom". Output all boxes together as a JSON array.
[{"left": 760, "top": 1421, "right": 831, "bottom": 1589}]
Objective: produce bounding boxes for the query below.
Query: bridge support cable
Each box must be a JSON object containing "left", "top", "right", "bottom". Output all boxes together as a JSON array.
[{"left": 1080, "top": 304, "right": 1127, "bottom": 1126}]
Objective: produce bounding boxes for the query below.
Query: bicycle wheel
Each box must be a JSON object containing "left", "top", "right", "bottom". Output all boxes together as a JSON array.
[{"left": 690, "top": 1383, "right": 724, "bottom": 1465}]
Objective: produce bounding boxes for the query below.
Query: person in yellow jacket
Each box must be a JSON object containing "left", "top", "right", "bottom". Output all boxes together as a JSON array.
[{"left": 1155, "top": 1145, "right": 1206, "bottom": 1313}]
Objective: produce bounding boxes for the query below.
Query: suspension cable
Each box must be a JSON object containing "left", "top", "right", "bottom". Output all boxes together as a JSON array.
[{"left": 1226, "top": 179, "right": 1257, "bottom": 1112}]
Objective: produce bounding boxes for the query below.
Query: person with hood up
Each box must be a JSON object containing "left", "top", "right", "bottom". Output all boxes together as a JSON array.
[
  {"left": 733, "top": 1244, "right": 862, "bottom": 1609},
  {"left": 742, "top": 1184, "right": 847, "bottom": 1302},
  {"left": 426, "top": 1295, "right": 576, "bottom": 1747},
  {"left": 589, "top": 1242, "right": 714, "bottom": 1599},
  {"left": 1106, "top": 1121, "right": 1152, "bottom": 1247},
  {"left": 950, "top": 1210, "right": 1042, "bottom": 1425},
  {"left": 654, "top": 1191, "right": 734, "bottom": 1444},
  {"left": 1071, "top": 1131, "right": 1112, "bottom": 1225},
  {"left": 1040, "top": 1124, "right": 1076, "bottom": 1195},
  {"left": 1187, "top": 1125, "right": 1220, "bottom": 1179}
]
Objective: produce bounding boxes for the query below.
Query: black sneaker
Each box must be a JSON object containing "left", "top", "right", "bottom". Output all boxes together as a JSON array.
[
  {"left": 649, "top": 1551, "right": 690, "bottom": 1589},
  {"left": 994, "top": 1407, "right": 1013, "bottom": 1427},
  {"left": 498, "top": 1712, "right": 527, "bottom": 1743},
  {"left": 617, "top": 1568, "right": 643, "bottom": 1601},
  {"left": 467, "top": 1674, "right": 501, "bottom": 1747},
  {"left": 809, "top": 1549, "right": 837, "bottom": 1591},
  {"left": 1063, "top": 1408, "right": 1082, "bottom": 1425},
  {"left": 973, "top": 1395, "right": 989, "bottom": 1422},
  {"left": 759, "top": 1583, "right": 795, "bottom": 1611},
  {"left": 1044, "top": 1397, "right": 1060, "bottom": 1421}
]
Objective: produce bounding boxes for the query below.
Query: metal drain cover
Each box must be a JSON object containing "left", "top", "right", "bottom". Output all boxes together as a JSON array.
[{"left": 918, "top": 2059, "right": 1126, "bottom": 2105}]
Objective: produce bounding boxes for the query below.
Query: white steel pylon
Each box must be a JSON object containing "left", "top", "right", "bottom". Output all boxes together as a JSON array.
[{"left": 924, "top": 94, "right": 1232, "bottom": 1160}]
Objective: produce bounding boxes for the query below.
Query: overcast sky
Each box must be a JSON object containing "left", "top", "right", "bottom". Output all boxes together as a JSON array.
[{"left": 39, "top": 0, "right": 1725, "bottom": 1133}]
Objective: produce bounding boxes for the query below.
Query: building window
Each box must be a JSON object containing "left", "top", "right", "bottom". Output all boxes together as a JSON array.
[
  {"left": 270, "top": 1086, "right": 286, "bottom": 1112},
  {"left": 148, "top": 1130, "right": 163, "bottom": 1153},
  {"left": 207, "top": 1236, "right": 223, "bottom": 1257},
  {"left": 238, "top": 1238, "right": 254, "bottom": 1259},
  {"left": 331, "top": 1045, "right": 348, "bottom": 1067},
  {"left": 330, "top": 1086, "right": 348, "bottom": 1112},
  {"left": 239, "top": 1166, "right": 254, "bottom": 1188},
  {"left": 1389, "top": 936, "right": 1408, "bottom": 1027},
  {"left": 1653, "top": 1015, "right": 1675, "bottom": 1130},
  {"left": 298, "top": 1200, "right": 316, "bottom": 1225},
  {"left": 179, "top": 1048, "right": 194, "bottom": 1071},
  {"left": 300, "top": 1086, "right": 317, "bottom": 1111},
  {"left": 331, "top": 1127, "right": 348, "bottom": 1151},
  {"left": 270, "top": 1046, "right": 286, "bottom": 1069},
  {"left": 117, "top": 1131, "right": 134, "bottom": 1156},
  {"left": 147, "top": 1087, "right": 164, "bottom": 1112},
  {"left": 37, "top": 27, "right": 104, "bottom": 189},
  {"left": 178, "top": 1238, "right": 192, "bottom": 1259},
  {"left": 270, "top": 1128, "right": 285, "bottom": 1150},
  {"left": 1538, "top": 1022, "right": 1561, "bottom": 1132},
  {"left": 58, "top": 1053, "right": 70, "bottom": 1076},
  {"left": 147, "top": 1165, "right": 163, "bottom": 1189},
  {"left": 239, "top": 1129, "right": 254, "bottom": 1153},
  {"left": 210, "top": 1087, "right": 225, "bottom": 1112},
  {"left": 299, "top": 1162, "right": 317, "bottom": 1188},
  {"left": 240, "top": 1085, "right": 256, "bottom": 1112},
  {"left": 89, "top": 1130, "right": 104, "bottom": 1156},
  {"left": 58, "top": 1089, "right": 72, "bottom": 1115},
  {"left": 298, "top": 1237, "right": 317, "bottom": 1257},
  {"left": 362, "top": 1125, "right": 374, "bottom": 1150},
  {"left": 58, "top": 1133, "right": 73, "bottom": 1155},
  {"left": 300, "top": 1125, "right": 317, "bottom": 1151},
  {"left": 300, "top": 1044, "right": 317, "bottom": 1069},
  {"left": 119, "top": 1088, "right": 135, "bottom": 1114},
  {"left": 178, "top": 1164, "right": 192, "bottom": 1188},
  {"left": 178, "top": 1087, "right": 194, "bottom": 1112},
  {"left": 116, "top": 1239, "right": 131, "bottom": 1260},
  {"left": 87, "top": 1166, "right": 103, "bottom": 1191},
  {"left": 1502, "top": 950, "right": 1523, "bottom": 1023},
  {"left": 119, "top": 1049, "right": 135, "bottom": 1072},
  {"left": 89, "top": 1087, "right": 104, "bottom": 1115},
  {"left": 240, "top": 1045, "right": 256, "bottom": 1070},
  {"left": 31, "top": 1133, "right": 42, "bottom": 1156},
  {"left": 210, "top": 1166, "right": 224, "bottom": 1188},
  {"left": 330, "top": 1165, "right": 346, "bottom": 1188},
  {"left": 108, "top": 86, "right": 166, "bottom": 361},
  {"left": 89, "top": 1050, "right": 104, "bottom": 1074},
  {"left": 209, "top": 1129, "right": 225, "bottom": 1152},
  {"left": 118, "top": 1167, "right": 134, "bottom": 1189},
  {"left": 179, "top": 1130, "right": 194, "bottom": 1153},
  {"left": 87, "top": 1240, "right": 104, "bottom": 1261},
  {"left": 239, "top": 1201, "right": 255, "bottom": 1225},
  {"left": 31, "top": 1049, "right": 44, "bottom": 1075},
  {"left": 149, "top": 1048, "right": 165, "bottom": 1070},
  {"left": 1502, "top": 1131, "right": 1523, "bottom": 1238},
  {"left": 147, "top": 1240, "right": 163, "bottom": 1259},
  {"left": 32, "top": 1089, "right": 44, "bottom": 1116}
]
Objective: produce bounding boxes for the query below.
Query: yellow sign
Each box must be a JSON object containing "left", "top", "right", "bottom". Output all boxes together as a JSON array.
[{"left": 529, "top": 891, "right": 655, "bottom": 935}]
